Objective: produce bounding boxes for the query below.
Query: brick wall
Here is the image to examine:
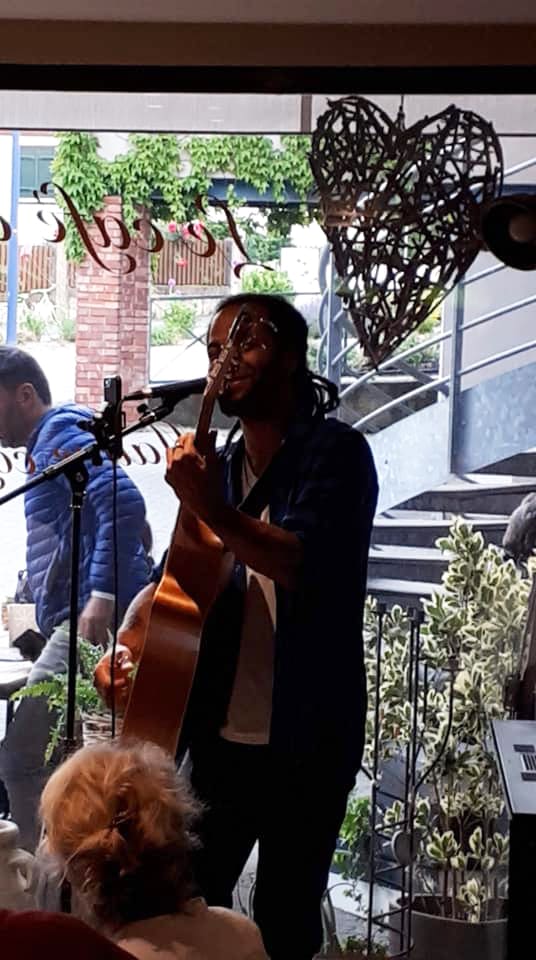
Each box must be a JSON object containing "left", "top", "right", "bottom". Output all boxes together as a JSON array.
[{"left": 75, "top": 196, "right": 150, "bottom": 417}]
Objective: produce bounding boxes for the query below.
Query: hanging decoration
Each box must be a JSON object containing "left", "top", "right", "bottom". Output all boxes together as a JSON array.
[{"left": 310, "top": 95, "right": 504, "bottom": 366}]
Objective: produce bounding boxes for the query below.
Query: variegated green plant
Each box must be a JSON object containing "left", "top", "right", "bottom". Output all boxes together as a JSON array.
[{"left": 363, "top": 519, "right": 531, "bottom": 922}]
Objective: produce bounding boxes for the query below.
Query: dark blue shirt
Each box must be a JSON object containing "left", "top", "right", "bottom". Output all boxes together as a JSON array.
[{"left": 155, "top": 415, "right": 378, "bottom": 771}]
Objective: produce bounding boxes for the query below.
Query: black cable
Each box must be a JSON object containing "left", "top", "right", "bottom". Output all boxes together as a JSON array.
[
  {"left": 110, "top": 453, "right": 119, "bottom": 737},
  {"left": 109, "top": 406, "right": 122, "bottom": 739}
]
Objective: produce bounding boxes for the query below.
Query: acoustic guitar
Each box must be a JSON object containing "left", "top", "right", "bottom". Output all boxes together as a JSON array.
[{"left": 97, "top": 307, "right": 248, "bottom": 755}]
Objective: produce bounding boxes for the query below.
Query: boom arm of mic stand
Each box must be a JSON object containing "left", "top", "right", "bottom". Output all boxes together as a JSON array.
[
  {"left": 0, "top": 399, "right": 176, "bottom": 509},
  {"left": 0, "top": 443, "right": 100, "bottom": 507},
  {"left": 121, "top": 398, "right": 178, "bottom": 437}
]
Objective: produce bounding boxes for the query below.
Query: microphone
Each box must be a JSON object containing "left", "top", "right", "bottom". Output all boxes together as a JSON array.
[{"left": 124, "top": 377, "right": 207, "bottom": 403}]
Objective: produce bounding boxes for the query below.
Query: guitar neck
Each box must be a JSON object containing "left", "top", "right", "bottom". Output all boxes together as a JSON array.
[
  {"left": 193, "top": 307, "right": 247, "bottom": 453},
  {"left": 194, "top": 392, "right": 216, "bottom": 455}
]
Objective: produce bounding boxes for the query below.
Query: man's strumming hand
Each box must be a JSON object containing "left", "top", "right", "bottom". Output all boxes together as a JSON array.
[{"left": 165, "top": 431, "right": 225, "bottom": 526}]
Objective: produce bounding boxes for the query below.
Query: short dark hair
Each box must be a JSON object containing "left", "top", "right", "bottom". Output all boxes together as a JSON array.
[
  {"left": 0, "top": 346, "right": 51, "bottom": 405},
  {"left": 215, "top": 293, "right": 339, "bottom": 419}
]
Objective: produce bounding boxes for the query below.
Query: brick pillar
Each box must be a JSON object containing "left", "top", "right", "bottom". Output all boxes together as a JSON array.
[
  {"left": 119, "top": 213, "right": 151, "bottom": 405},
  {"left": 75, "top": 196, "right": 150, "bottom": 415}
]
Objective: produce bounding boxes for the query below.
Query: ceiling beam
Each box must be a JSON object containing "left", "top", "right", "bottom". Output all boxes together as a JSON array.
[{"left": 0, "top": 22, "right": 534, "bottom": 69}]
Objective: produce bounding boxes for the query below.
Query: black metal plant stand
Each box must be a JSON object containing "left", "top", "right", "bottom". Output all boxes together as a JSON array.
[
  {"left": 365, "top": 601, "right": 458, "bottom": 959},
  {"left": 366, "top": 604, "right": 426, "bottom": 960}
]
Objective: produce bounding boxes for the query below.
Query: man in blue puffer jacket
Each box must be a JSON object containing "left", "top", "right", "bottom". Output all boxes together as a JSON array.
[{"left": 0, "top": 347, "right": 152, "bottom": 850}]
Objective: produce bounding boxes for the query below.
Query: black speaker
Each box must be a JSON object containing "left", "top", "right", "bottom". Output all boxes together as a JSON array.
[
  {"left": 481, "top": 193, "right": 536, "bottom": 271},
  {"left": 492, "top": 719, "right": 536, "bottom": 959}
]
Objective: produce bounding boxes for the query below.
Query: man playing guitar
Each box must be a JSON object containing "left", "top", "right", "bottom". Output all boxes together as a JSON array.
[{"left": 98, "top": 294, "right": 378, "bottom": 960}]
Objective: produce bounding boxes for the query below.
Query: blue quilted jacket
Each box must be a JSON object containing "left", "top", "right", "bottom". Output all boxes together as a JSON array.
[{"left": 25, "top": 405, "right": 152, "bottom": 637}]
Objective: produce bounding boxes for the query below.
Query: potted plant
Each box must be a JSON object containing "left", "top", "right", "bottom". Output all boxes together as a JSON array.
[
  {"left": 10, "top": 640, "right": 113, "bottom": 761},
  {"left": 318, "top": 799, "right": 375, "bottom": 957},
  {"left": 334, "top": 795, "right": 372, "bottom": 887},
  {"left": 316, "top": 935, "right": 387, "bottom": 959},
  {"left": 316, "top": 887, "right": 388, "bottom": 959},
  {"left": 363, "top": 519, "right": 530, "bottom": 960}
]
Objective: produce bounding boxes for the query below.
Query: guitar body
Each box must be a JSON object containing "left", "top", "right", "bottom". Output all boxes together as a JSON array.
[
  {"left": 121, "top": 508, "right": 230, "bottom": 754},
  {"left": 95, "top": 307, "right": 249, "bottom": 755}
]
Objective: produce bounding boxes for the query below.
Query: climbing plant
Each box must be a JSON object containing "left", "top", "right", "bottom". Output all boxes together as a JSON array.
[
  {"left": 50, "top": 133, "right": 109, "bottom": 261},
  {"left": 50, "top": 132, "right": 315, "bottom": 264},
  {"left": 185, "top": 135, "right": 313, "bottom": 200}
]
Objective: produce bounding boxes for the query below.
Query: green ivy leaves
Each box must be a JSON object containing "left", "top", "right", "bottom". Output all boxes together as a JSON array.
[
  {"left": 51, "top": 132, "right": 315, "bottom": 265},
  {"left": 51, "top": 133, "right": 109, "bottom": 262}
]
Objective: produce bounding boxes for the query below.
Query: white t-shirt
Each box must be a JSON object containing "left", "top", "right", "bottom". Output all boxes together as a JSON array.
[
  {"left": 116, "top": 900, "right": 268, "bottom": 960},
  {"left": 220, "top": 455, "right": 276, "bottom": 745}
]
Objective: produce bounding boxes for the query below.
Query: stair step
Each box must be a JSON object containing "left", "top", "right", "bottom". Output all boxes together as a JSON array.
[
  {"left": 399, "top": 475, "right": 536, "bottom": 514},
  {"left": 478, "top": 450, "right": 536, "bottom": 476},
  {"left": 367, "top": 577, "right": 438, "bottom": 606},
  {"left": 372, "top": 514, "right": 509, "bottom": 548},
  {"left": 369, "top": 545, "right": 446, "bottom": 583},
  {"left": 443, "top": 473, "right": 535, "bottom": 487}
]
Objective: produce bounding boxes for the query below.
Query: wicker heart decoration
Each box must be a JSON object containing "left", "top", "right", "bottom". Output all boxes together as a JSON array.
[{"left": 310, "top": 96, "right": 503, "bottom": 365}]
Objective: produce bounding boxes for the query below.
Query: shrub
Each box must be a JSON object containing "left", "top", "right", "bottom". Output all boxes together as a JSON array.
[
  {"left": 151, "top": 301, "right": 196, "bottom": 346},
  {"left": 57, "top": 313, "right": 76, "bottom": 342},
  {"left": 363, "top": 520, "right": 529, "bottom": 922},
  {"left": 241, "top": 268, "right": 294, "bottom": 297}
]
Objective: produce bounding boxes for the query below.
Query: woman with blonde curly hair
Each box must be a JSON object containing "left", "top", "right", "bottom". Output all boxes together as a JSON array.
[{"left": 40, "top": 740, "right": 268, "bottom": 960}]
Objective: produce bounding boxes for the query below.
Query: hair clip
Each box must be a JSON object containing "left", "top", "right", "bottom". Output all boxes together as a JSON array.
[
  {"left": 109, "top": 812, "right": 130, "bottom": 833},
  {"left": 257, "top": 317, "right": 278, "bottom": 334}
]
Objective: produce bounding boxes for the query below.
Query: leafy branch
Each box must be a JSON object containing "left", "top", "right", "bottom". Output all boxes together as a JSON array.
[{"left": 11, "top": 639, "right": 106, "bottom": 762}]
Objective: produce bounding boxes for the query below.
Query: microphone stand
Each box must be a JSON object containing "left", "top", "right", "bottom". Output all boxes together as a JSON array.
[{"left": 0, "top": 392, "right": 179, "bottom": 757}]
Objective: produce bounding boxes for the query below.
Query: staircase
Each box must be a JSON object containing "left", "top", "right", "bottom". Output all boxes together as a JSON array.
[
  {"left": 315, "top": 157, "right": 536, "bottom": 607},
  {"left": 367, "top": 452, "right": 536, "bottom": 606}
]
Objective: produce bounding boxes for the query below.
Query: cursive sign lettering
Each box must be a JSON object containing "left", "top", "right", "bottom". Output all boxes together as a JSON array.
[
  {"left": 194, "top": 194, "right": 273, "bottom": 278},
  {"left": 132, "top": 214, "right": 164, "bottom": 255},
  {"left": 3, "top": 182, "right": 271, "bottom": 278},
  {"left": 0, "top": 424, "right": 185, "bottom": 491}
]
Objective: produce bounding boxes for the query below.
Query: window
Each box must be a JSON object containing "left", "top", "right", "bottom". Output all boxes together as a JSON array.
[{"left": 20, "top": 146, "right": 55, "bottom": 197}]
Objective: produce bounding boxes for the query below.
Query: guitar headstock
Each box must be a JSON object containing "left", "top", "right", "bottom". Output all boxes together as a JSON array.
[
  {"left": 203, "top": 305, "right": 252, "bottom": 404},
  {"left": 194, "top": 306, "right": 254, "bottom": 451}
]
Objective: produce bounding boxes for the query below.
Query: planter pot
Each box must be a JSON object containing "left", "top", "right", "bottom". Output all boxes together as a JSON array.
[
  {"left": 315, "top": 952, "right": 385, "bottom": 959},
  {"left": 315, "top": 954, "right": 366, "bottom": 959},
  {"left": 390, "top": 896, "right": 506, "bottom": 960},
  {"left": 0, "top": 820, "right": 37, "bottom": 909}
]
